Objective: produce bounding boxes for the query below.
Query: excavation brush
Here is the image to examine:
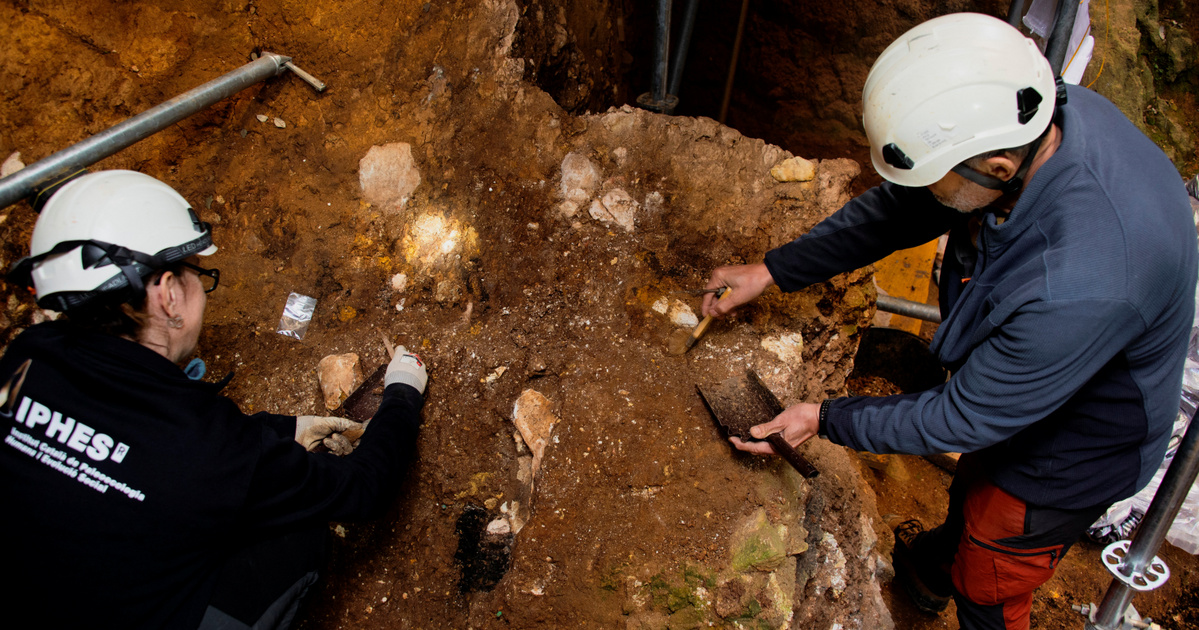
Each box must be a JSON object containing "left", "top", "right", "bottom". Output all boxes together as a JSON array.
[{"left": 666, "top": 288, "right": 730, "bottom": 355}]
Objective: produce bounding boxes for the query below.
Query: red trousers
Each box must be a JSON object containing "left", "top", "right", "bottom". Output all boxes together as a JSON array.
[{"left": 919, "top": 454, "right": 1107, "bottom": 630}]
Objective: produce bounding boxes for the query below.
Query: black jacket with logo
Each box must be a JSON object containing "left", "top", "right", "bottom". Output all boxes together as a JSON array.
[{"left": 0, "top": 321, "right": 423, "bottom": 628}]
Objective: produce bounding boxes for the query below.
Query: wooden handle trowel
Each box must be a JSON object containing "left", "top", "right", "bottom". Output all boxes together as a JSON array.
[{"left": 667, "top": 289, "right": 731, "bottom": 355}]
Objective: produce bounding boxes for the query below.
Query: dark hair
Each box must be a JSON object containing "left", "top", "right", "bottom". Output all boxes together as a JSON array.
[{"left": 62, "top": 263, "right": 184, "bottom": 338}]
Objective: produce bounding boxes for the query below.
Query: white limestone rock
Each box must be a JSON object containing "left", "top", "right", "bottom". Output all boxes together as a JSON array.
[
  {"left": 587, "top": 188, "right": 638, "bottom": 232},
  {"left": 1, "top": 152, "right": 25, "bottom": 178},
  {"left": 668, "top": 300, "right": 698, "bottom": 328},
  {"left": 512, "top": 389, "right": 559, "bottom": 477},
  {"left": 770, "top": 156, "right": 816, "bottom": 182},
  {"left": 761, "top": 332, "right": 804, "bottom": 364},
  {"left": 559, "top": 152, "right": 601, "bottom": 205},
  {"left": 359, "top": 142, "right": 422, "bottom": 213},
  {"left": 317, "top": 353, "right": 364, "bottom": 410}
]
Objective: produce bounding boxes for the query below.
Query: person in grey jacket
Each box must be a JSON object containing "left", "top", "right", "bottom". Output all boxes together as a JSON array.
[{"left": 702, "top": 14, "right": 1197, "bottom": 630}]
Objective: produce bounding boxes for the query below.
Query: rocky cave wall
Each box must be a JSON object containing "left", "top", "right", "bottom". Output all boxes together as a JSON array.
[{"left": 608, "top": 0, "right": 1197, "bottom": 184}]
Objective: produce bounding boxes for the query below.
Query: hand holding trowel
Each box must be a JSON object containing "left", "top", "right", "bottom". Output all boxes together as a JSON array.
[{"left": 697, "top": 370, "right": 819, "bottom": 478}]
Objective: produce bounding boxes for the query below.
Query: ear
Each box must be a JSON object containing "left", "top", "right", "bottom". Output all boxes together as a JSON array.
[
  {"left": 978, "top": 154, "right": 1019, "bottom": 182},
  {"left": 149, "top": 271, "right": 185, "bottom": 318}
]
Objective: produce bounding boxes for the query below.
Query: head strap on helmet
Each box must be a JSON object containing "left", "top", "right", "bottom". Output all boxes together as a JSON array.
[
  {"left": 949, "top": 124, "right": 1050, "bottom": 195},
  {"left": 9, "top": 225, "right": 212, "bottom": 311},
  {"left": 946, "top": 78, "right": 1067, "bottom": 196}
]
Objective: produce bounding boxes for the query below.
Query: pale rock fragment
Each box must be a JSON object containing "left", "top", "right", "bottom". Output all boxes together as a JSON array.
[
  {"left": 668, "top": 300, "right": 698, "bottom": 328},
  {"left": 818, "top": 533, "right": 849, "bottom": 598},
  {"left": 256, "top": 114, "right": 268, "bottom": 123},
  {"left": 483, "top": 366, "right": 508, "bottom": 384},
  {"left": 600, "top": 105, "right": 638, "bottom": 134},
  {"left": 359, "top": 142, "right": 422, "bottom": 213},
  {"left": 761, "top": 332, "right": 804, "bottom": 364},
  {"left": 557, "top": 200, "right": 580, "bottom": 219},
  {"left": 770, "top": 156, "right": 816, "bottom": 182},
  {"left": 652, "top": 297, "right": 669, "bottom": 314},
  {"left": 273, "top": 117, "right": 286, "bottom": 128},
  {"left": 510, "top": 456, "right": 534, "bottom": 534},
  {"left": 643, "top": 191, "right": 665, "bottom": 215},
  {"left": 512, "top": 389, "right": 559, "bottom": 477},
  {"left": 762, "top": 144, "right": 786, "bottom": 168},
  {"left": 587, "top": 199, "right": 609, "bottom": 224},
  {"left": 30, "top": 310, "right": 60, "bottom": 325},
  {"left": 1, "top": 152, "right": 25, "bottom": 177},
  {"left": 486, "top": 517, "right": 512, "bottom": 536},
  {"left": 559, "top": 152, "right": 601, "bottom": 205},
  {"left": 317, "top": 353, "right": 364, "bottom": 410},
  {"left": 505, "top": 495, "right": 529, "bottom": 534},
  {"left": 592, "top": 188, "right": 638, "bottom": 232},
  {"left": 391, "top": 272, "right": 409, "bottom": 292}
]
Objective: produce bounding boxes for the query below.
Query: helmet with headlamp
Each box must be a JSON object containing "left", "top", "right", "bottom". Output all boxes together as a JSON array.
[
  {"left": 10, "top": 170, "right": 216, "bottom": 312},
  {"left": 863, "top": 13, "right": 1063, "bottom": 191}
]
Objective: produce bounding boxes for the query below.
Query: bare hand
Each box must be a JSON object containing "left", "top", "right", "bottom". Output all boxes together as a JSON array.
[
  {"left": 730, "top": 402, "right": 821, "bottom": 456},
  {"left": 701, "top": 262, "right": 776, "bottom": 318}
]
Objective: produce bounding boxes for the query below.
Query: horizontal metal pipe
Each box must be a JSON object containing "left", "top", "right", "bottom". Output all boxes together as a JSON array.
[
  {"left": 0, "top": 53, "right": 291, "bottom": 210},
  {"left": 876, "top": 294, "right": 942, "bottom": 324}
]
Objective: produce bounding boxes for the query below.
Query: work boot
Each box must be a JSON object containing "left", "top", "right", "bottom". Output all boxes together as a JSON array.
[{"left": 893, "top": 520, "right": 953, "bottom": 614}]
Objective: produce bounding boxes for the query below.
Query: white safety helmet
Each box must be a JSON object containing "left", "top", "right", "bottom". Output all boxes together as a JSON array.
[
  {"left": 862, "top": 13, "right": 1059, "bottom": 188},
  {"left": 10, "top": 170, "right": 216, "bottom": 311}
]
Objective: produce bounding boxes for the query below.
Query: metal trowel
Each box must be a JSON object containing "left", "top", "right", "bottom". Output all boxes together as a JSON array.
[
  {"left": 697, "top": 369, "right": 819, "bottom": 478},
  {"left": 333, "top": 334, "right": 397, "bottom": 442}
]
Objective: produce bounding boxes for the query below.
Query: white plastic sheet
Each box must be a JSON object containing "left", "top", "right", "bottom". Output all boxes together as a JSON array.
[{"left": 1023, "top": 0, "right": 1094, "bottom": 85}]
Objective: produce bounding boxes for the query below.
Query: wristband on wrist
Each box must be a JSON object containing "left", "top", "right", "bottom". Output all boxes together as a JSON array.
[{"left": 818, "top": 399, "right": 831, "bottom": 439}]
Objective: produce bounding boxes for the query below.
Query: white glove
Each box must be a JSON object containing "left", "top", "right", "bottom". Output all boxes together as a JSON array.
[
  {"left": 295, "top": 415, "right": 363, "bottom": 453},
  {"left": 322, "top": 431, "right": 355, "bottom": 456},
  {"left": 384, "top": 345, "right": 427, "bottom": 394}
]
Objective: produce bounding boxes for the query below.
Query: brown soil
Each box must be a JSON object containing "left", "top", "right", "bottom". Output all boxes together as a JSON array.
[{"left": 2, "top": 1, "right": 1198, "bottom": 629}]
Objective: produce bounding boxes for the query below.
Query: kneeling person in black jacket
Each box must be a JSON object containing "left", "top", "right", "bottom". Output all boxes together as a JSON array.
[{"left": 0, "top": 170, "right": 427, "bottom": 629}]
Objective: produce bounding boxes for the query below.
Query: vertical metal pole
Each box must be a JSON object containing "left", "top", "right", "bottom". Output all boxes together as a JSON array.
[
  {"left": 719, "top": 0, "right": 750, "bottom": 124},
  {"left": 667, "top": 0, "right": 699, "bottom": 98},
  {"left": 1044, "top": 0, "right": 1080, "bottom": 75},
  {"left": 1088, "top": 409, "right": 1199, "bottom": 629},
  {"left": 1007, "top": 0, "right": 1027, "bottom": 27},
  {"left": 652, "top": 0, "right": 672, "bottom": 105}
]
